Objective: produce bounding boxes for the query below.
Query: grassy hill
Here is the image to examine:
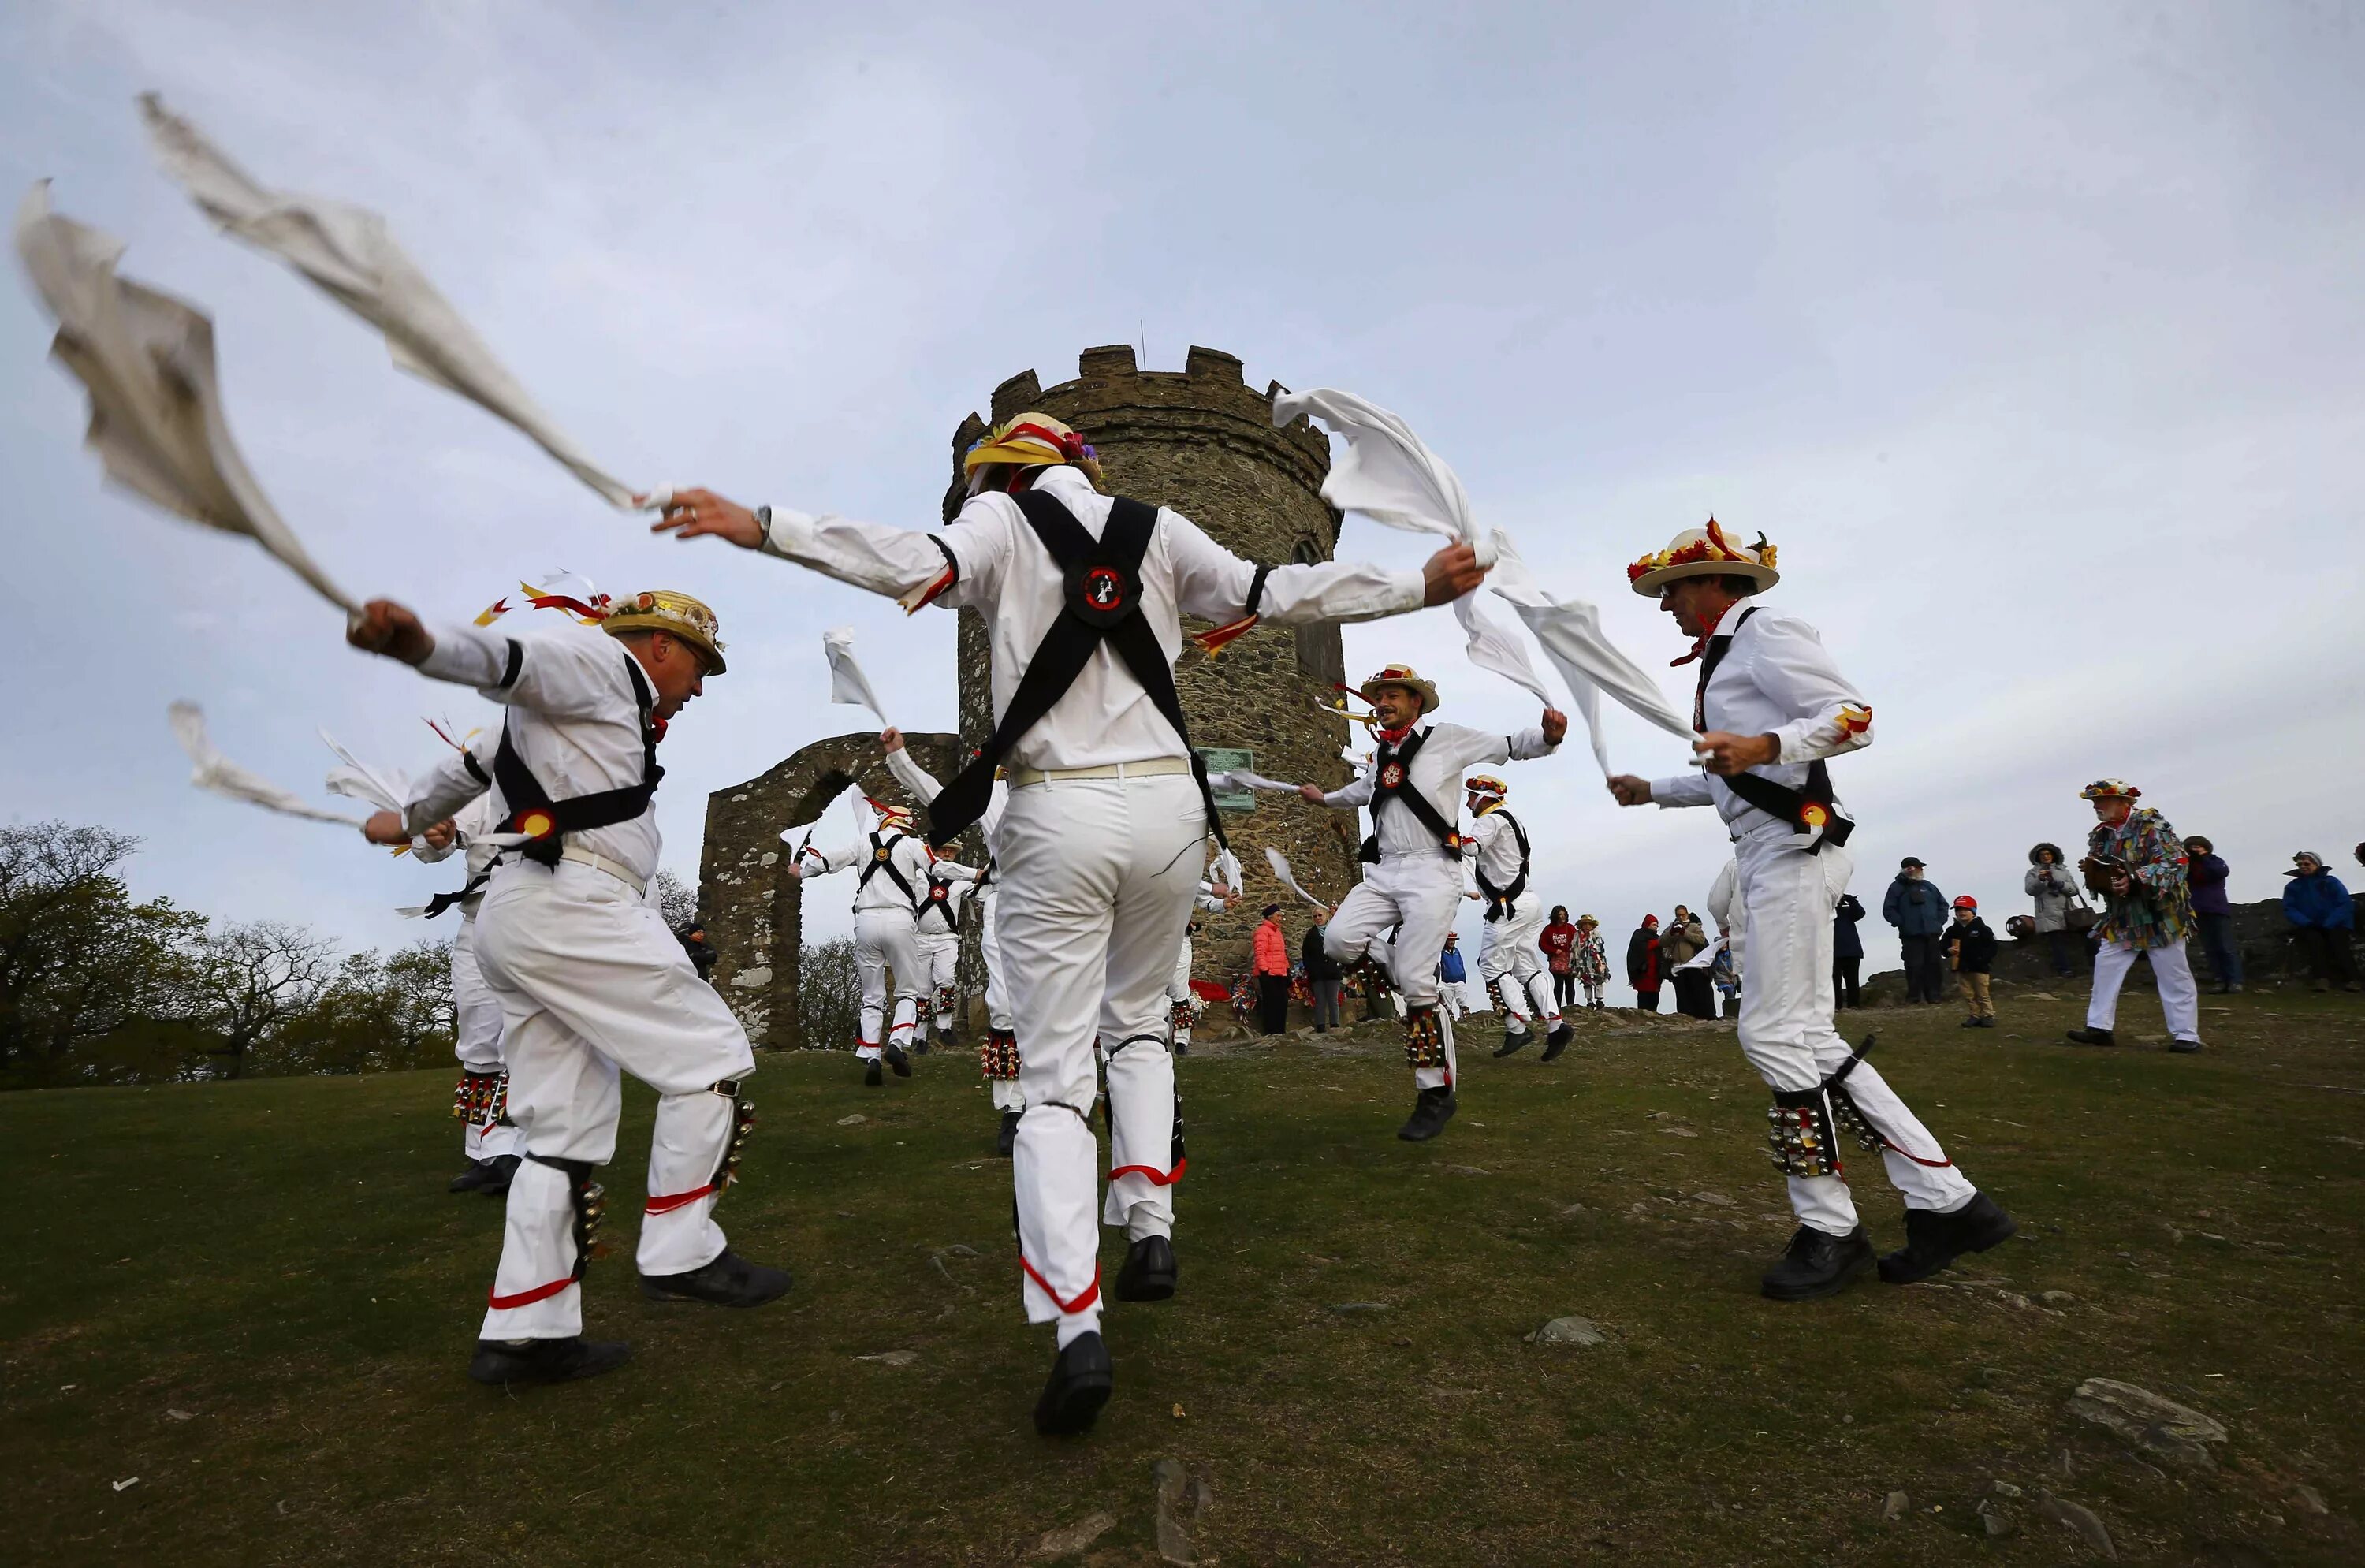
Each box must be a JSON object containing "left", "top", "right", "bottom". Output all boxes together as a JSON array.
[{"left": 2, "top": 987, "right": 2359, "bottom": 1565}]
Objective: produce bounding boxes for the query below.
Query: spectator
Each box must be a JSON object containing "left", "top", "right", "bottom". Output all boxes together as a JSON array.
[
  {"left": 1664, "top": 903, "right": 1715, "bottom": 1019},
  {"left": 2024, "top": 844, "right": 2085, "bottom": 978},
  {"left": 1573, "top": 914, "right": 1610, "bottom": 1010},
  {"left": 1438, "top": 930, "right": 1469, "bottom": 1019},
  {"left": 1946, "top": 896, "right": 1998, "bottom": 1029},
  {"left": 1253, "top": 903, "right": 1292, "bottom": 1034},
  {"left": 1832, "top": 892, "right": 1865, "bottom": 1010},
  {"left": 1302, "top": 907, "right": 1344, "bottom": 1032},
  {"left": 1883, "top": 857, "right": 1950, "bottom": 1004},
  {"left": 1626, "top": 914, "right": 1663, "bottom": 1012},
  {"left": 2183, "top": 836, "right": 2243, "bottom": 994},
  {"left": 1539, "top": 906, "right": 1579, "bottom": 1011},
  {"left": 678, "top": 922, "right": 719, "bottom": 984},
  {"left": 2282, "top": 851, "right": 2359, "bottom": 993}
]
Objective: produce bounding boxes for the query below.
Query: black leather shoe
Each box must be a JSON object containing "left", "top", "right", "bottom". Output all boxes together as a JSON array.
[
  {"left": 449, "top": 1161, "right": 491, "bottom": 1194},
  {"left": 1033, "top": 1331, "right": 1114, "bottom": 1436},
  {"left": 476, "top": 1153, "right": 520, "bottom": 1197},
  {"left": 911, "top": 1038, "right": 931, "bottom": 1056},
  {"left": 1492, "top": 1027, "right": 1532, "bottom": 1059},
  {"left": 1959, "top": 1016, "right": 1983, "bottom": 1029},
  {"left": 995, "top": 1110, "right": 1020, "bottom": 1159},
  {"left": 2063, "top": 1026, "right": 2118, "bottom": 1047},
  {"left": 884, "top": 1041, "right": 913, "bottom": 1078},
  {"left": 2168, "top": 1037, "right": 2204, "bottom": 1054},
  {"left": 639, "top": 1248, "right": 792, "bottom": 1308},
  {"left": 864, "top": 1060, "right": 884, "bottom": 1087},
  {"left": 467, "top": 1335, "right": 631, "bottom": 1386},
  {"left": 1540, "top": 1022, "right": 1574, "bottom": 1062},
  {"left": 1115, "top": 1235, "right": 1177, "bottom": 1302},
  {"left": 1877, "top": 1193, "right": 2017, "bottom": 1283},
  {"left": 1396, "top": 1086, "right": 1458, "bottom": 1142},
  {"left": 1760, "top": 1225, "right": 1875, "bottom": 1302}
]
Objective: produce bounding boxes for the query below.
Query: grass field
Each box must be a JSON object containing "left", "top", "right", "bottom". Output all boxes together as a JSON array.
[{"left": 4, "top": 985, "right": 2359, "bottom": 1566}]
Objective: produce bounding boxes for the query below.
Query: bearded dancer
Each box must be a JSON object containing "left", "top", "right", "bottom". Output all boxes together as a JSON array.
[
  {"left": 413, "top": 795, "right": 525, "bottom": 1195},
  {"left": 1301, "top": 667, "right": 1566, "bottom": 1142},
  {"left": 350, "top": 590, "right": 788, "bottom": 1387},
  {"left": 1462, "top": 774, "right": 1574, "bottom": 1063},
  {"left": 791, "top": 799, "right": 968, "bottom": 1085},
  {"left": 1607, "top": 523, "right": 2015, "bottom": 1300},
  {"left": 656, "top": 411, "right": 1479, "bottom": 1434}
]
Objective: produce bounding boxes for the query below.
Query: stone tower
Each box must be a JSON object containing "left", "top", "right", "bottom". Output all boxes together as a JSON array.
[{"left": 946, "top": 345, "right": 1363, "bottom": 970}]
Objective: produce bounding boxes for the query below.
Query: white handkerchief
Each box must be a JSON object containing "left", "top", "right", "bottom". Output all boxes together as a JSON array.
[
  {"left": 169, "top": 702, "right": 361, "bottom": 825},
  {"left": 318, "top": 731, "right": 412, "bottom": 814},
  {"left": 822, "top": 626, "right": 888, "bottom": 725},
  {"left": 1263, "top": 846, "right": 1328, "bottom": 909}
]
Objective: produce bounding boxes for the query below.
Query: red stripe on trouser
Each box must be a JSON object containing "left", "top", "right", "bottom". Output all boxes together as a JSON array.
[
  {"left": 644, "top": 1183, "right": 716, "bottom": 1215},
  {"left": 1018, "top": 1256, "right": 1101, "bottom": 1314},
  {"left": 1878, "top": 1138, "right": 1953, "bottom": 1169},
  {"left": 487, "top": 1275, "right": 577, "bottom": 1310},
  {"left": 1108, "top": 1157, "right": 1187, "bottom": 1186}
]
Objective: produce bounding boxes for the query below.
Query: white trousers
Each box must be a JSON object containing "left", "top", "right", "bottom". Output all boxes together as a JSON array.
[
  {"left": 916, "top": 931, "right": 960, "bottom": 1029},
  {"left": 1734, "top": 836, "right": 1977, "bottom": 1236},
  {"left": 2086, "top": 937, "right": 2200, "bottom": 1039},
  {"left": 1439, "top": 978, "right": 1469, "bottom": 1019},
  {"left": 1478, "top": 895, "right": 1560, "bottom": 1030},
  {"left": 1166, "top": 935, "right": 1197, "bottom": 1048},
  {"left": 451, "top": 917, "right": 521, "bottom": 1162},
  {"left": 854, "top": 907, "right": 925, "bottom": 1060},
  {"left": 999, "top": 773, "right": 1201, "bottom": 1347},
  {"left": 471, "top": 862, "right": 757, "bottom": 1339},
  {"left": 1321, "top": 853, "right": 1464, "bottom": 1089}
]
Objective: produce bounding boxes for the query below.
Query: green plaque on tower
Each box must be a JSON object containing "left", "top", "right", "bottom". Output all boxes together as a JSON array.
[{"left": 1199, "top": 747, "right": 1256, "bottom": 814}]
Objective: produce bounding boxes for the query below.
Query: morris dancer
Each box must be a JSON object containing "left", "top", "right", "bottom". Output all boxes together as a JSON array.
[
  {"left": 1462, "top": 774, "right": 1574, "bottom": 1063},
  {"left": 1169, "top": 870, "right": 1236, "bottom": 1058},
  {"left": 1606, "top": 523, "right": 2014, "bottom": 1299},
  {"left": 2062, "top": 779, "right": 2202, "bottom": 1052},
  {"left": 414, "top": 796, "right": 524, "bottom": 1195},
  {"left": 790, "top": 798, "right": 965, "bottom": 1085},
  {"left": 348, "top": 589, "right": 788, "bottom": 1387},
  {"left": 1301, "top": 667, "right": 1566, "bottom": 1141},
  {"left": 914, "top": 855, "right": 981, "bottom": 1052},
  {"left": 655, "top": 409, "right": 1477, "bottom": 1434}
]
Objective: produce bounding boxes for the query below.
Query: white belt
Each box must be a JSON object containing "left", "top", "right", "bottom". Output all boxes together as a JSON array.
[
  {"left": 558, "top": 844, "right": 649, "bottom": 897},
  {"left": 1006, "top": 756, "right": 1192, "bottom": 788}
]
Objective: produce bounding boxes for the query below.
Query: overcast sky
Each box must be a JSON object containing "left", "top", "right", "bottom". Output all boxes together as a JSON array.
[{"left": 4, "top": 2, "right": 2359, "bottom": 967}]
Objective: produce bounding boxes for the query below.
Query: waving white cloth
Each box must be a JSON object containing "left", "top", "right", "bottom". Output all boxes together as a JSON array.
[
  {"left": 169, "top": 702, "right": 361, "bottom": 825},
  {"left": 140, "top": 94, "right": 648, "bottom": 511},
  {"left": 822, "top": 626, "right": 888, "bottom": 726},
  {"left": 318, "top": 731, "right": 412, "bottom": 815},
  {"left": 1263, "top": 847, "right": 1328, "bottom": 910},
  {"left": 1212, "top": 847, "right": 1243, "bottom": 899},
  {"left": 1277, "top": 387, "right": 1688, "bottom": 771},
  {"left": 17, "top": 184, "right": 359, "bottom": 613},
  {"left": 1208, "top": 767, "right": 1301, "bottom": 795}
]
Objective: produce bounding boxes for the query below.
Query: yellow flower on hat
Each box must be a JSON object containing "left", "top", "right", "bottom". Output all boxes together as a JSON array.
[
  {"left": 603, "top": 590, "right": 727, "bottom": 675},
  {"left": 1626, "top": 518, "right": 1780, "bottom": 598},
  {"left": 1357, "top": 664, "right": 1442, "bottom": 716}
]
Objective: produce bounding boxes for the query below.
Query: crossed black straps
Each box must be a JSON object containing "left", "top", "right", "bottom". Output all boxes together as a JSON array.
[
  {"left": 490, "top": 646, "right": 665, "bottom": 870},
  {"left": 924, "top": 491, "right": 1226, "bottom": 852},
  {"left": 1694, "top": 607, "right": 1853, "bottom": 852},
  {"left": 857, "top": 829, "right": 920, "bottom": 909},
  {"left": 917, "top": 876, "right": 961, "bottom": 933},
  {"left": 1361, "top": 728, "right": 1461, "bottom": 862},
  {"left": 1473, "top": 806, "right": 1530, "bottom": 921}
]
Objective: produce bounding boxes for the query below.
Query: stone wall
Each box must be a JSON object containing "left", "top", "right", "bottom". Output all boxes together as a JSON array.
[
  {"left": 945, "top": 345, "right": 1364, "bottom": 974},
  {"left": 698, "top": 731, "right": 967, "bottom": 1049}
]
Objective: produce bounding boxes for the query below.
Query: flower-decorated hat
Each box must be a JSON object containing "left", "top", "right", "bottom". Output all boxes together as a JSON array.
[
  {"left": 2078, "top": 778, "right": 2140, "bottom": 801},
  {"left": 1358, "top": 663, "right": 1441, "bottom": 715},
  {"left": 963, "top": 411, "right": 1097, "bottom": 477},
  {"left": 604, "top": 590, "right": 726, "bottom": 675},
  {"left": 1627, "top": 518, "right": 1778, "bottom": 598},
  {"left": 1465, "top": 773, "right": 1507, "bottom": 800},
  {"left": 1577, "top": 913, "right": 1599, "bottom": 927}
]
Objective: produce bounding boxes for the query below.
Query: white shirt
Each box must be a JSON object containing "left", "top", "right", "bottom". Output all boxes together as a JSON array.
[
  {"left": 1648, "top": 606, "right": 1873, "bottom": 839},
  {"left": 799, "top": 822, "right": 953, "bottom": 917},
  {"left": 404, "top": 620, "right": 665, "bottom": 885},
  {"left": 1323, "top": 721, "right": 1557, "bottom": 860},
  {"left": 1462, "top": 804, "right": 1531, "bottom": 896},
  {"left": 762, "top": 464, "right": 1427, "bottom": 771}
]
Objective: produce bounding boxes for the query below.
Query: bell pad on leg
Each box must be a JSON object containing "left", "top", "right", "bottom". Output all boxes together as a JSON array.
[
  {"left": 1403, "top": 1006, "right": 1447, "bottom": 1070},
  {"left": 1767, "top": 1088, "right": 1842, "bottom": 1179},
  {"left": 453, "top": 1071, "right": 506, "bottom": 1123},
  {"left": 524, "top": 1153, "right": 609, "bottom": 1272},
  {"left": 1484, "top": 977, "right": 1510, "bottom": 1017},
  {"left": 711, "top": 1078, "right": 756, "bottom": 1196},
  {"left": 979, "top": 1028, "right": 1021, "bottom": 1081}
]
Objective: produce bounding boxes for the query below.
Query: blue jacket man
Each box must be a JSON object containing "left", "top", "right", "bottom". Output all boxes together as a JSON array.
[
  {"left": 1883, "top": 858, "right": 1951, "bottom": 1004},
  {"left": 2281, "top": 852, "right": 2359, "bottom": 992}
]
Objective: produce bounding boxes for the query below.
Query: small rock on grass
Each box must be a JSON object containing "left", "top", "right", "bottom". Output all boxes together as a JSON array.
[
  {"left": 2040, "top": 1290, "right": 2076, "bottom": 1307},
  {"left": 2065, "top": 1378, "right": 2228, "bottom": 1470},
  {"left": 1526, "top": 1316, "right": 1607, "bottom": 1347},
  {"left": 1034, "top": 1510, "right": 1116, "bottom": 1558},
  {"left": 1692, "top": 1191, "right": 1734, "bottom": 1206},
  {"left": 2034, "top": 1490, "right": 2116, "bottom": 1559},
  {"left": 836, "top": 1114, "right": 867, "bottom": 1127},
  {"left": 1330, "top": 1301, "right": 1390, "bottom": 1314},
  {"left": 855, "top": 1350, "right": 917, "bottom": 1367},
  {"left": 1153, "top": 1458, "right": 1195, "bottom": 1565},
  {"left": 1883, "top": 1492, "right": 1909, "bottom": 1521},
  {"left": 2294, "top": 1484, "right": 2328, "bottom": 1515},
  {"left": 1980, "top": 1501, "right": 2017, "bottom": 1538}
]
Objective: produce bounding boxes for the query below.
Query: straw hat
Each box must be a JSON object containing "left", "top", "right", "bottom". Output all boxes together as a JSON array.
[
  {"left": 1358, "top": 663, "right": 1441, "bottom": 716},
  {"left": 962, "top": 411, "right": 1096, "bottom": 477},
  {"left": 603, "top": 590, "right": 727, "bottom": 675},
  {"left": 1626, "top": 518, "right": 1778, "bottom": 598},
  {"left": 2078, "top": 778, "right": 2140, "bottom": 801},
  {"left": 1464, "top": 773, "right": 1507, "bottom": 800}
]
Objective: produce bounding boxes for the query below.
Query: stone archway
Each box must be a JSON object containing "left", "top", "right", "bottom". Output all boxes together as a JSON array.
[{"left": 696, "top": 731, "right": 966, "bottom": 1051}]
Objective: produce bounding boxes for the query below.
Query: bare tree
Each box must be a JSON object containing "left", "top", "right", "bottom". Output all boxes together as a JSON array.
[
  {"left": 799, "top": 937, "right": 862, "bottom": 1051},
  {"left": 654, "top": 868, "right": 699, "bottom": 933},
  {"left": 184, "top": 920, "right": 334, "bottom": 1079}
]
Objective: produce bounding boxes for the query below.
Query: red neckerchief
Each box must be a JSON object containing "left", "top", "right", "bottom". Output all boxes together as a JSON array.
[
  {"left": 1667, "top": 602, "right": 1736, "bottom": 667},
  {"left": 1375, "top": 724, "right": 1414, "bottom": 747}
]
